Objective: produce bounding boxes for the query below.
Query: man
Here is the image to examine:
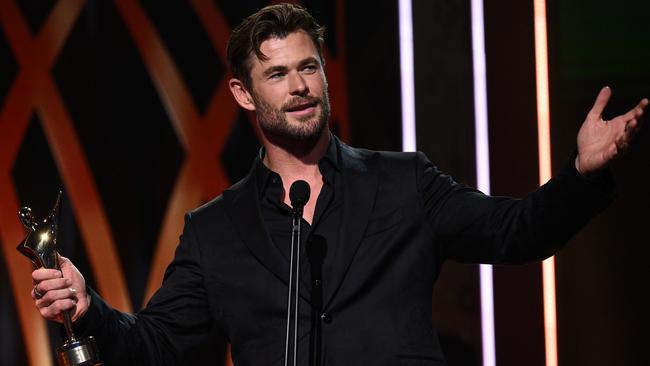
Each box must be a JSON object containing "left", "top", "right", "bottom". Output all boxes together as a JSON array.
[{"left": 30, "top": 3, "right": 647, "bottom": 365}]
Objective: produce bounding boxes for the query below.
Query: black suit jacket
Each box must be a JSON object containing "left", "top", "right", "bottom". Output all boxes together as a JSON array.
[{"left": 77, "top": 138, "right": 614, "bottom": 365}]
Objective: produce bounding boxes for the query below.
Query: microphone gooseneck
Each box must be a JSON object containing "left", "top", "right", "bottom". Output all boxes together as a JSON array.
[{"left": 285, "top": 180, "right": 310, "bottom": 366}]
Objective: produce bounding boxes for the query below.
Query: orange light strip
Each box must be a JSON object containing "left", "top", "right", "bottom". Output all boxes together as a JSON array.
[{"left": 533, "top": 0, "right": 558, "bottom": 366}]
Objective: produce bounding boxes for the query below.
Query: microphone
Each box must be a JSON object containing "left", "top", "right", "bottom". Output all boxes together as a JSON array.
[
  {"left": 289, "top": 180, "right": 310, "bottom": 213},
  {"left": 285, "top": 180, "right": 310, "bottom": 366}
]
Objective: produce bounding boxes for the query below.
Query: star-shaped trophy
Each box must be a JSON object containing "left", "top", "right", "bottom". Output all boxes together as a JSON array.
[{"left": 16, "top": 191, "right": 101, "bottom": 366}]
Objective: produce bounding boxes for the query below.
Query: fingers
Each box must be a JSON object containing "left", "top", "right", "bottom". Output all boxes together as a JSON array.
[
  {"left": 619, "top": 98, "right": 647, "bottom": 143},
  {"left": 31, "top": 267, "right": 76, "bottom": 319},
  {"left": 31, "top": 258, "right": 90, "bottom": 323},
  {"left": 624, "top": 119, "right": 638, "bottom": 141},
  {"left": 36, "top": 297, "right": 78, "bottom": 321},
  {"left": 619, "top": 101, "right": 646, "bottom": 122},
  {"left": 35, "top": 277, "right": 71, "bottom": 294},
  {"left": 589, "top": 86, "right": 612, "bottom": 118},
  {"left": 31, "top": 275, "right": 73, "bottom": 303},
  {"left": 35, "top": 287, "right": 78, "bottom": 307},
  {"left": 615, "top": 134, "right": 629, "bottom": 152},
  {"left": 32, "top": 268, "right": 63, "bottom": 283},
  {"left": 633, "top": 98, "right": 647, "bottom": 126},
  {"left": 32, "top": 268, "right": 63, "bottom": 282},
  {"left": 32, "top": 276, "right": 78, "bottom": 322}
]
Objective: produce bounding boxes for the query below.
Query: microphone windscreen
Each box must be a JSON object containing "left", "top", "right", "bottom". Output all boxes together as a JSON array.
[{"left": 289, "top": 180, "right": 310, "bottom": 209}]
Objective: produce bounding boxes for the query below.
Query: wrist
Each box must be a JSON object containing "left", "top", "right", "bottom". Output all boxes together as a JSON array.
[{"left": 575, "top": 154, "right": 608, "bottom": 180}]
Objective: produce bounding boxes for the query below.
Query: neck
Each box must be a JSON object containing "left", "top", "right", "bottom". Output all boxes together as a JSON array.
[{"left": 262, "top": 130, "right": 330, "bottom": 181}]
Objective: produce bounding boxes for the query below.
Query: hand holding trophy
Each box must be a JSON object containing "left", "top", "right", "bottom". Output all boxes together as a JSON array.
[{"left": 16, "top": 192, "right": 101, "bottom": 366}]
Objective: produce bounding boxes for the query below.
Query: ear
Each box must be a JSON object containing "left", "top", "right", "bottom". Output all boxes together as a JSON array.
[{"left": 229, "top": 78, "right": 256, "bottom": 111}]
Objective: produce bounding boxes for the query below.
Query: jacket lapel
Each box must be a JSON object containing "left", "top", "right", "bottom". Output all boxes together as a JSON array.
[
  {"left": 323, "top": 143, "right": 379, "bottom": 308},
  {"left": 223, "top": 164, "right": 312, "bottom": 302}
]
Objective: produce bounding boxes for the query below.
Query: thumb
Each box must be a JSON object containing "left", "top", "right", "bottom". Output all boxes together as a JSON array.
[
  {"left": 56, "top": 254, "right": 73, "bottom": 271},
  {"left": 588, "top": 86, "right": 611, "bottom": 119}
]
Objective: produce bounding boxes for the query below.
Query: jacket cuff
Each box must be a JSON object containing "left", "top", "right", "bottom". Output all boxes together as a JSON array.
[
  {"left": 557, "top": 150, "right": 616, "bottom": 203},
  {"left": 70, "top": 287, "right": 105, "bottom": 337}
]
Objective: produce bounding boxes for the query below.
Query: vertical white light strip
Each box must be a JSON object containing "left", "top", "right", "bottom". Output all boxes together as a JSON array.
[
  {"left": 399, "top": 0, "right": 417, "bottom": 152},
  {"left": 470, "top": 0, "right": 496, "bottom": 365}
]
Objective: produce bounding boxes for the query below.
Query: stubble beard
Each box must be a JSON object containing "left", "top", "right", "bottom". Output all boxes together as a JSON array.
[{"left": 253, "top": 88, "right": 331, "bottom": 148}]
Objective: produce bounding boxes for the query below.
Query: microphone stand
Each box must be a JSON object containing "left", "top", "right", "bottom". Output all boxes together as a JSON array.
[
  {"left": 284, "top": 206, "right": 303, "bottom": 366},
  {"left": 284, "top": 206, "right": 302, "bottom": 366},
  {"left": 285, "top": 181, "right": 309, "bottom": 366}
]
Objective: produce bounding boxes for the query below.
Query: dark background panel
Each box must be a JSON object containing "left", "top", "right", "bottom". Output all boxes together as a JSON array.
[
  {"left": 346, "top": 1, "right": 402, "bottom": 151},
  {"left": 414, "top": 0, "right": 476, "bottom": 185},
  {"left": 412, "top": 1, "right": 482, "bottom": 365},
  {"left": 547, "top": 0, "right": 650, "bottom": 365}
]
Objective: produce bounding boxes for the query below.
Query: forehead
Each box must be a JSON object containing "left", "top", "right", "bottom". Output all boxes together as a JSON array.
[{"left": 251, "top": 31, "right": 320, "bottom": 71}]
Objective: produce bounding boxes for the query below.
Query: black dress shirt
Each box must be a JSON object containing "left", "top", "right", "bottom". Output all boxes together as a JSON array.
[{"left": 255, "top": 137, "right": 343, "bottom": 300}]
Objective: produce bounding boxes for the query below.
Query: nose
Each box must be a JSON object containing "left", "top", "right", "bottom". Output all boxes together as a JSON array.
[{"left": 288, "top": 72, "right": 309, "bottom": 96}]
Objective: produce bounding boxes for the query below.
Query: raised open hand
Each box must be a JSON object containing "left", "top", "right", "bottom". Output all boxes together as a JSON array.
[{"left": 576, "top": 87, "right": 648, "bottom": 175}]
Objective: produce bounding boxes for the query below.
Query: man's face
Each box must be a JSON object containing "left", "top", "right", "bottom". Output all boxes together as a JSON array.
[{"left": 247, "top": 31, "right": 330, "bottom": 143}]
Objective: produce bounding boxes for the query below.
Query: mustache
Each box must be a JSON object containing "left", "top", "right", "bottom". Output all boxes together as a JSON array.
[{"left": 282, "top": 96, "right": 321, "bottom": 111}]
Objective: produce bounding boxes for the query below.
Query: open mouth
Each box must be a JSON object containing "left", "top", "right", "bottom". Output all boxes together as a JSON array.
[
  {"left": 284, "top": 100, "right": 318, "bottom": 117},
  {"left": 285, "top": 101, "right": 318, "bottom": 113}
]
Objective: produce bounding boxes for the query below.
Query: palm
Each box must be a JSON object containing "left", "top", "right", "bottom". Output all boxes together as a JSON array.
[{"left": 576, "top": 87, "right": 648, "bottom": 175}]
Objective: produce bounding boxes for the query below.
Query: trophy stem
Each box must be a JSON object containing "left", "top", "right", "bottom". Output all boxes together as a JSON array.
[{"left": 63, "top": 310, "right": 77, "bottom": 341}]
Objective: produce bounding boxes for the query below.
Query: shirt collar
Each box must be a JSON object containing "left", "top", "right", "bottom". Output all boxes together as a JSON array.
[{"left": 255, "top": 133, "right": 341, "bottom": 197}]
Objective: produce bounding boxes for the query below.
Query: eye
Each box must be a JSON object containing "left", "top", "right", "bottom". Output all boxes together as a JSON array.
[
  {"left": 302, "top": 64, "right": 318, "bottom": 74},
  {"left": 269, "top": 72, "right": 285, "bottom": 80}
]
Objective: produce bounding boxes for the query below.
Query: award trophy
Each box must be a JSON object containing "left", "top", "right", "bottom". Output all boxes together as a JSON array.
[{"left": 16, "top": 191, "right": 102, "bottom": 366}]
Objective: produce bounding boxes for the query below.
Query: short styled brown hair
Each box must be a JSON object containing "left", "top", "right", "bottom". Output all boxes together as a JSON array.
[{"left": 226, "top": 3, "right": 326, "bottom": 89}]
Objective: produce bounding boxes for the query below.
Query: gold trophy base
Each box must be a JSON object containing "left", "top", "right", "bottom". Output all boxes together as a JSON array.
[{"left": 56, "top": 336, "right": 102, "bottom": 366}]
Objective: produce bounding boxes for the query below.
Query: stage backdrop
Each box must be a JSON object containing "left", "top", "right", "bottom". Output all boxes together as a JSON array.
[{"left": 1, "top": 1, "right": 648, "bottom": 365}]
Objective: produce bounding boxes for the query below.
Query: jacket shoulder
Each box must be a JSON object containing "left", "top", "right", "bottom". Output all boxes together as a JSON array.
[
  {"left": 184, "top": 195, "right": 228, "bottom": 230},
  {"left": 339, "top": 141, "right": 424, "bottom": 169}
]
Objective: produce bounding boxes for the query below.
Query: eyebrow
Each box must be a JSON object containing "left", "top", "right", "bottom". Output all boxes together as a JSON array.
[
  {"left": 263, "top": 65, "right": 288, "bottom": 77},
  {"left": 262, "top": 57, "right": 321, "bottom": 77}
]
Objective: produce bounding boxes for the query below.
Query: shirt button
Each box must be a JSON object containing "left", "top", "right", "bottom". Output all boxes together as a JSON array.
[{"left": 320, "top": 312, "right": 332, "bottom": 324}]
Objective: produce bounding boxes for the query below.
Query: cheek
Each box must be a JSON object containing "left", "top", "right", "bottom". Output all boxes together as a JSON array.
[
  {"left": 257, "top": 86, "right": 287, "bottom": 105},
  {"left": 308, "top": 75, "right": 327, "bottom": 95}
]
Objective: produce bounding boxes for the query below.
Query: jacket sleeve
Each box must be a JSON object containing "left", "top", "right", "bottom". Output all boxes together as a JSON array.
[
  {"left": 415, "top": 151, "right": 616, "bottom": 264},
  {"left": 72, "top": 213, "right": 213, "bottom": 365}
]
